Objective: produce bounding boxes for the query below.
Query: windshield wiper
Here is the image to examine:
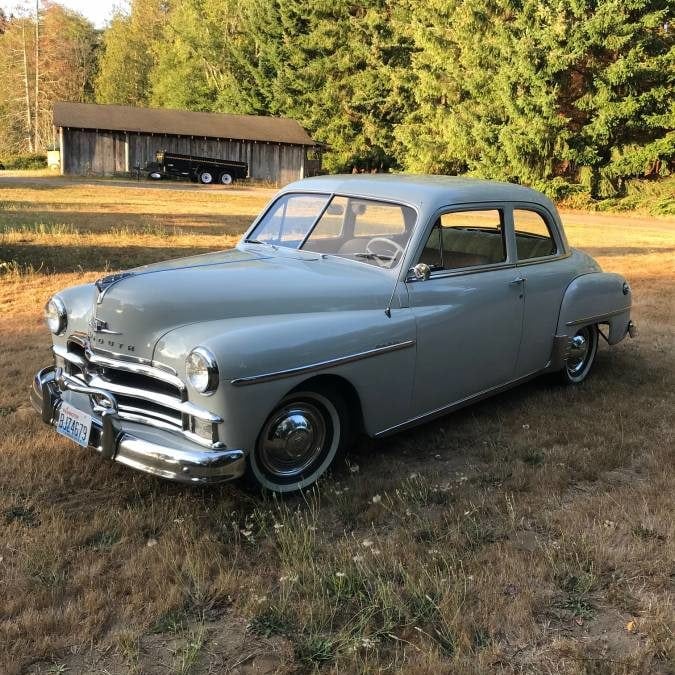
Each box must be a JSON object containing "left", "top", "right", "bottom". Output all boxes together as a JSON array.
[{"left": 354, "top": 252, "right": 395, "bottom": 261}]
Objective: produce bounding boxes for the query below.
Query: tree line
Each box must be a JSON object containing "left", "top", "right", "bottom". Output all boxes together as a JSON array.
[{"left": 1, "top": 0, "right": 673, "bottom": 196}]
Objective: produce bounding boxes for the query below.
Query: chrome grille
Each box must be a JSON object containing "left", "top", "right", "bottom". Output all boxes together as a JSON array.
[{"left": 54, "top": 341, "right": 222, "bottom": 446}]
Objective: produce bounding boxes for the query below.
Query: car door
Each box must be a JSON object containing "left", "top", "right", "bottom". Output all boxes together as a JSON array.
[
  {"left": 509, "top": 205, "right": 574, "bottom": 377},
  {"left": 406, "top": 205, "right": 525, "bottom": 417}
]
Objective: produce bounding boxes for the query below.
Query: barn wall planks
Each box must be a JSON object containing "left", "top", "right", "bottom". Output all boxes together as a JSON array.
[{"left": 61, "top": 127, "right": 318, "bottom": 185}]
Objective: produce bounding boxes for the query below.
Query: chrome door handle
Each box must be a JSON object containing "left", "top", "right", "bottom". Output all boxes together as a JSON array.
[{"left": 509, "top": 277, "right": 525, "bottom": 286}]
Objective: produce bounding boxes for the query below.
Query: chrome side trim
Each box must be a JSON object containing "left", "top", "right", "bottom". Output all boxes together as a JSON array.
[
  {"left": 374, "top": 368, "right": 542, "bottom": 437},
  {"left": 230, "top": 339, "right": 417, "bottom": 387},
  {"left": 566, "top": 306, "right": 631, "bottom": 327}
]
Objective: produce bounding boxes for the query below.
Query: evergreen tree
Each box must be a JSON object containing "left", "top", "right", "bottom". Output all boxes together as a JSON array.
[
  {"left": 220, "top": 0, "right": 415, "bottom": 171},
  {"left": 150, "top": 0, "right": 242, "bottom": 111},
  {"left": 95, "top": 0, "right": 170, "bottom": 106},
  {"left": 398, "top": 0, "right": 674, "bottom": 193}
]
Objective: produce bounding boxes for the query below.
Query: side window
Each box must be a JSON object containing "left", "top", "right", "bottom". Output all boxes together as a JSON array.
[
  {"left": 352, "top": 199, "right": 407, "bottom": 237},
  {"left": 513, "top": 209, "right": 557, "bottom": 260},
  {"left": 418, "top": 209, "right": 506, "bottom": 271}
]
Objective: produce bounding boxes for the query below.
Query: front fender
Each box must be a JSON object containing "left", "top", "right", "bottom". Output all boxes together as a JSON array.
[
  {"left": 154, "top": 310, "right": 417, "bottom": 446},
  {"left": 50, "top": 283, "right": 96, "bottom": 349},
  {"left": 557, "top": 272, "right": 632, "bottom": 344}
]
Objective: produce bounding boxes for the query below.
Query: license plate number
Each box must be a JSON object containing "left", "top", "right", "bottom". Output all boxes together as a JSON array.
[{"left": 56, "top": 402, "right": 93, "bottom": 447}]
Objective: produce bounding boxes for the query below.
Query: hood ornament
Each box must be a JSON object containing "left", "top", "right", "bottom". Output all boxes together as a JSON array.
[{"left": 95, "top": 271, "right": 135, "bottom": 304}]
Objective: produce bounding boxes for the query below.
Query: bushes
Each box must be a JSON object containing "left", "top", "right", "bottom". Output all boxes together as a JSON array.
[
  {"left": 0, "top": 153, "right": 47, "bottom": 170},
  {"left": 557, "top": 176, "right": 675, "bottom": 216},
  {"left": 533, "top": 178, "right": 586, "bottom": 202}
]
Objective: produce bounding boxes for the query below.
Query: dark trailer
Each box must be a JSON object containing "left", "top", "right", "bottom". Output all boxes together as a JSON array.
[
  {"left": 148, "top": 151, "right": 248, "bottom": 184},
  {"left": 53, "top": 102, "right": 322, "bottom": 186}
]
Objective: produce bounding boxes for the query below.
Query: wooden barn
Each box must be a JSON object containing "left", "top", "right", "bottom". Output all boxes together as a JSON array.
[{"left": 53, "top": 102, "right": 321, "bottom": 185}]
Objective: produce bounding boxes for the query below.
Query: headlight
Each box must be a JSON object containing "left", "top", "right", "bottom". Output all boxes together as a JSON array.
[
  {"left": 44, "top": 296, "right": 67, "bottom": 335},
  {"left": 185, "top": 347, "right": 219, "bottom": 394}
]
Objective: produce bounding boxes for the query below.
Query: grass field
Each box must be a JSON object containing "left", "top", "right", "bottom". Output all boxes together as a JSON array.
[{"left": 0, "top": 178, "right": 673, "bottom": 674}]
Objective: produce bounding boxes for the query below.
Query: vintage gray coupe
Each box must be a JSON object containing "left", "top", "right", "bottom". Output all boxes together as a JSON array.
[{"left": 32, "top": 175, "right": 636, "bottom": 492}]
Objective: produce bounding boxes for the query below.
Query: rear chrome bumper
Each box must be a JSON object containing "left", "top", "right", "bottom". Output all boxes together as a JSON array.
[{"left": 30, "top": 366, "right": 246, "bottom": 485}]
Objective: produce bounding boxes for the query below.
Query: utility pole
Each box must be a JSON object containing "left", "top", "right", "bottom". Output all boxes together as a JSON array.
[{"left": 34, "top": 0, "right": 40, "bottom": 151}]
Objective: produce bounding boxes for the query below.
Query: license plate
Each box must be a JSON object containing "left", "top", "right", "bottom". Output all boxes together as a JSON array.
[{"left": 56, "top": 402, "right": 93, "bottom": 448}]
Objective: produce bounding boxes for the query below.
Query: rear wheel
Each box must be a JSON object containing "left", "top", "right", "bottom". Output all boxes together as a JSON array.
[
  {"left": 247, "top": 387, "right": 349, "bottom": 493},
  {"left": 198, "top": 170, "right": 214, "bottom": 184},
  {"left": 219, "top": 172, "right": 233, "bottom": 185},
  {"left": 560, "top": 324, "right": 598, "bottom": 384}
]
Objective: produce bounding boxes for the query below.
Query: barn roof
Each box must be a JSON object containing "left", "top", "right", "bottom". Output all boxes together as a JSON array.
[{"left": 53, "top": 102, "right": 317, "bottom": 146}]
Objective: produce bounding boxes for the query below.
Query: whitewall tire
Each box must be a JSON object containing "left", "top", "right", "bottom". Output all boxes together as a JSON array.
[
  {"left": 248, "top": 388, "right": 348, "bottom": 493},
  {"left": 560, "top": 324, "right": 598, "bottom": 384}
]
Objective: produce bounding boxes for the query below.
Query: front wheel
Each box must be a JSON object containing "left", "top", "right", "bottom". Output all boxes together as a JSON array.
[
  {"left": 559, "top": 324, "right": 598, "bottom": 384},
  {"left": 247, "top": 387, "right": 349, "bottom": 493}
]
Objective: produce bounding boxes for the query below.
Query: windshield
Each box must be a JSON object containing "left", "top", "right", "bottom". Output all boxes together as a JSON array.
[{"left": 246, "top": 192, "right": 417, "bottom": 269}]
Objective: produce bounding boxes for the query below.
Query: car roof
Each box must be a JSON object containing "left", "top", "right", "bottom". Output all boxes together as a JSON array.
[{"left": 282, "top": 174, "right": 555, "bottom": 213}]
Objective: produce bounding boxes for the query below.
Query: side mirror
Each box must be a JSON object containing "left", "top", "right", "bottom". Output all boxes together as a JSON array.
[{"left": 411, "top": 263, "right": 431, "bottom": 281}]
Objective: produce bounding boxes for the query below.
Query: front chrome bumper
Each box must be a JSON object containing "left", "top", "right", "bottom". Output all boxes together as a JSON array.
[{"left": 30, "top": 366, "right": 246, "bottom": 485}]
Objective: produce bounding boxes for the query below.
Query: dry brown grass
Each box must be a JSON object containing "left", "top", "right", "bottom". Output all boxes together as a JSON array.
[{"left": 0, "top": 178, "right": 673, "bottom": 674}]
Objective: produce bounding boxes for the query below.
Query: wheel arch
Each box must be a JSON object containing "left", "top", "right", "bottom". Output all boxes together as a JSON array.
[{"left": 287, "top": 373, "right": 364, "bottom": 436}]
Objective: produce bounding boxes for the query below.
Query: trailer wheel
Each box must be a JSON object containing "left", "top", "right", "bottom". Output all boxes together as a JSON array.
[
  {"left": 219, "top": 172, "right": 233, "bottom": 185},
  {"left": 148, "top": 172, "right": 162, "bottom": 180},
  {"left": 198, "top": 170, "right": 214, "bottom": 184}
]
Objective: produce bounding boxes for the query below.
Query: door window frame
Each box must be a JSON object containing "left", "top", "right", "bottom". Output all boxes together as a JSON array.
[
  {"left": 507, "top": 202, "right": 569, "bottom": 266},
  {"left": 406, "top": 202, "right": 517, "bottom": 281}
]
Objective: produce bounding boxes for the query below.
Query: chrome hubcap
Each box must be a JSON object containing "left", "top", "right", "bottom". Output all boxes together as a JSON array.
[
  {"left": 258, "top": 403, "right": 327, "bottom": 478},
  {"left": 566, "top": 328, "right": 590, "bottom": 375}
]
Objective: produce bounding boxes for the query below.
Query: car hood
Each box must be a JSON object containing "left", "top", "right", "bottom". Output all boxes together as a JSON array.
[{"left": 89, "top": 245, "right": 395, "bottom": 360}]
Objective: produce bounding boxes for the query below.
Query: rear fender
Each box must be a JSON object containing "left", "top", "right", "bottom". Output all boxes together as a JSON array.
[{"left": 557, "top": 272, "right": 632, "bottom": 344}]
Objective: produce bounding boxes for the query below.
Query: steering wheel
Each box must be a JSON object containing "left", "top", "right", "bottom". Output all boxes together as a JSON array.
[{"left": 365, "top": 237, "right": 405, "bottom": 268}]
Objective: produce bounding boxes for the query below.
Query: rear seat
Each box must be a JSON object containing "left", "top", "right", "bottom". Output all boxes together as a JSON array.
[
  {"left": 420, "top": 228, "right": 504, "bottom": 268},
  {"left": 421, "top": 228, "right": 554, "bottom": 269},
  {"left": 515, "top": 235, "right": 555, "bottom": 259}
]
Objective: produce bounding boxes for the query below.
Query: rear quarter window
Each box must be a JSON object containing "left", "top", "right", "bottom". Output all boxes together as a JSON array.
[{"left": 513, "top": 209, "right": 557, "bottom": 260}]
